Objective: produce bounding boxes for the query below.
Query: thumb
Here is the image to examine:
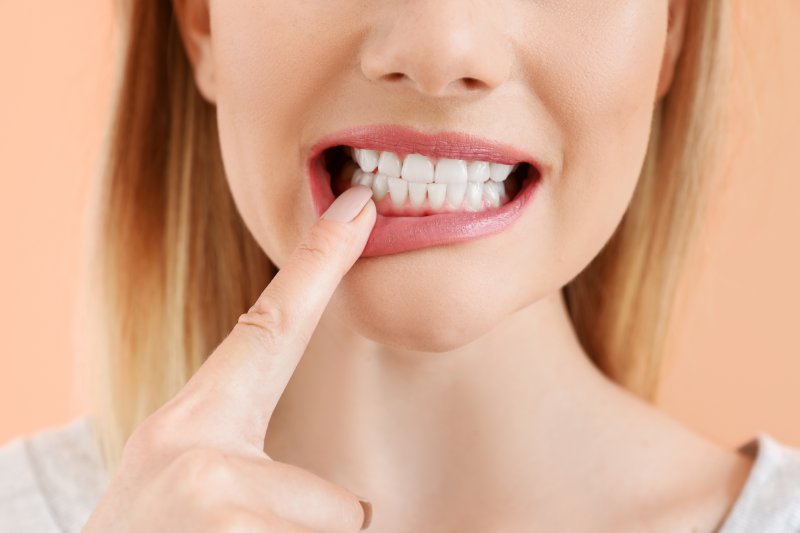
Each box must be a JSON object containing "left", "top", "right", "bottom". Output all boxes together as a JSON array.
[{"left": 177, "top": 185, "right": 376, "bottom": 447}]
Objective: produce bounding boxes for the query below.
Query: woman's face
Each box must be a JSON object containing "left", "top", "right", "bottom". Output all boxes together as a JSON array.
[{"left": 180, "top": 0, "right": 683, "bottom": 351}]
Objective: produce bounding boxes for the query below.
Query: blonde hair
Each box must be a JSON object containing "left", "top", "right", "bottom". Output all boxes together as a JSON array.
[{"left": 84, "top": 1, "right": 731, "bottom": 471}]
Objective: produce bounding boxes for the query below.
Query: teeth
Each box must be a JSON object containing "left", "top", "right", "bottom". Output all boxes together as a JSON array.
[
  {"left": 354, "top": 148, "right": 379, "bottom": 173},
  {"left": 378, "top": 151, "right": 402, "bottom": 178},
  {"left": 401, "top": 153, "right": 435, "bottom": 183},
  {"left": 372, "top": 173, "right": 389, "bottom": 200},
  {"left": 446, "top": 182, "right": 467, "bottom": 209},
  {"left": 408, "top": 182, "right": 428, "bottom": 208},
  {"left": 427, "top": 183, "right": 447, "bottom": 210},
  {"left": 387, "top": 176, "right": 408, "bottom": 208},
  {"left": 483, "top": 181, "right": 503, "bottom": 208},
  {"left": 434, "top": 158, "right": 468, "bottom": 184},
  {"left": 351, "top": 169, "right": 374, "bottom": 188},
  {"left": 489, "top": 162, "right": 516, "bottom": 182},
  {"left": 467, "top": 161, "right": 490, "bottom": 183},
  {"left": 465, "top": 182, "right": 483, "bottom": 210},
  {"left": 346, "top": 147, "right": 521, "bottom": 211}
]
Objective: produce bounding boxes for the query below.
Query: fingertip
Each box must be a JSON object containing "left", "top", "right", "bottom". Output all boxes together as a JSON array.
[
  {"left": 339, "top": 191, "right": 376, "bottom": 253},
  {"left": 321, "top": 185, "right": 374, "bottom": 223},
  {"left": 358, "top": 500, "right": 372, "bottom": 530}
]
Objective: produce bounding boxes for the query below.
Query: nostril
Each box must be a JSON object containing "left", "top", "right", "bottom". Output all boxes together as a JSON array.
[{"left": 461, "top": 77, "right": 483, "bottom": 90}]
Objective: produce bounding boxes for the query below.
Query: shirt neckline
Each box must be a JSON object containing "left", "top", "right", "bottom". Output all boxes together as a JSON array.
[{"left": 715, "top": 432, "right": 775, "bottom": 532}]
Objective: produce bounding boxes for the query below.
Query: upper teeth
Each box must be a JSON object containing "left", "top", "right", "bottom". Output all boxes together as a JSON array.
[
  {"left": 354, "top": 148, "right": 516, "bottom": 183},
  {"left": 350, "top": 147, "right": 519, "bottom": 210}
]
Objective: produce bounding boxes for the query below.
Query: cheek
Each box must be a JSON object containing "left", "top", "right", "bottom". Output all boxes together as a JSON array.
[
  {"left": 532, "top": 2, "right": 667, "bottom": 271},
  {"left": 208, "top": 2, "right": 354, "bottom": 266}
]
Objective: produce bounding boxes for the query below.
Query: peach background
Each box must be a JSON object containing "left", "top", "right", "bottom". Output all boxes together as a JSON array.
[{"left": 1, "top": 3, "right": 798, "bottom": 448}]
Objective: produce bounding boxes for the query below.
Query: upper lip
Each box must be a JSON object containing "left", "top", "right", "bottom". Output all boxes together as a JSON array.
[{"left": 307, "top": 123, "right": 543, "bottom": 172}]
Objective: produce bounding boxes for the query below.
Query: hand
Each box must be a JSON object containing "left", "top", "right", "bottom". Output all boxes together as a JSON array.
[{"left": 84, "top": 186, "right": 377, "bottom": 533}]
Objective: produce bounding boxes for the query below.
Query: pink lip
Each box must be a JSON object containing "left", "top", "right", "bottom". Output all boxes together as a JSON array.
[{"left": 306, "top": 124, "right": 544, "bottom": 257}]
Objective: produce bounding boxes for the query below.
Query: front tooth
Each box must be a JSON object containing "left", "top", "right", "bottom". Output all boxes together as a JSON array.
[
  {"left": 387, "top": 176, "right": 407, "bottom": 208},
  {"left": 446, "top": 182, "right": 467, "bottom": 209},
  {"left": 408, "top": 182, "right": 427, "bottom": 208},
  {"left": 467, "top": 160, "right": 490, "bottom": 183},
  {"left": 434, "top": 158, "right": 468, "bottom": 184},
  {"left": 378, "top": 151, "right": 402, "bottom": 178},
  {"left": 483, "top": 181, "right": 502, "bottom": 208},
  {"left": 354, "top": 148, "right": 379, "bottom": 173},
  {"left": 401, "top": 153, "right": 435, "bottom": 183},
  {"left": 427, "top": 183, "right": 447, "bottom": 210},
  {"left": 372, "top": 173, "right": 389, "bottom": 200},
  {"left": 466, "top": 182, "right": 483, "bottom": 210},
  {"left": 489, "top": 162, "right": 516, "bottom": 182}
]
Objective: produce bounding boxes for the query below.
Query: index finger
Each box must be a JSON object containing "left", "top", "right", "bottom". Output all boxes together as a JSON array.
[{"left": 174, "top": 186, "right": 376, "bottom": 448}]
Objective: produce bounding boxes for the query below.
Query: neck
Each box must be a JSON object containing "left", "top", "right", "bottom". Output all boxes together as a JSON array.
[{"left": 264, "top": 290, "right": 741, "bottom": 530}]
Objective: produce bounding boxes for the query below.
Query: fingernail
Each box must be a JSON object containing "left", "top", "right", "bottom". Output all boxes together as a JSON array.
[
  {"left": 358, "top": 499, "right": 372, "bottom": 530},
  {"left": 322, "top": 186, "right": 373, "bottom": 222}
]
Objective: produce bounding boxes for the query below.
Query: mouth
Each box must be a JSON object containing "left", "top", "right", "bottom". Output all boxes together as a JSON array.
[{"left": 307, "top": 124, "right": 544, "bottom": 257}]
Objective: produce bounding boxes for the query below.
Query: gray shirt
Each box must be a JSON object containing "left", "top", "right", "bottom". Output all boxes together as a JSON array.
[{"left": 1, "top": 417, "right": 799, "bottom": 532}]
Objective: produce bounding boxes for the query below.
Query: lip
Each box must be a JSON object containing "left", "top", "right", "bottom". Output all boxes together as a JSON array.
[{"left": 306, "top": 124, "right": 544, "bottom": 257}]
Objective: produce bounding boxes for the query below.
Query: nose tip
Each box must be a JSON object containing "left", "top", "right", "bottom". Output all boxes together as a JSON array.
[{"left": 360, "top": 2, "right": 512, "bottom": 98}]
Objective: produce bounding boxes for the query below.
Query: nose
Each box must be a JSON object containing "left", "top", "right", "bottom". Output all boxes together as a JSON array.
[{"left": 359, "top": 0, "right": 512, "bottom": 98}]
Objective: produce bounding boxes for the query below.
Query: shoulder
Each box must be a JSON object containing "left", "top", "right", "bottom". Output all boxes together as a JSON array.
[
  {"left": 0, "top": 417, "right": 108, "bottom": 533},
  {"left": 719, "top": 432, "right": 800, "bottom": 532}
]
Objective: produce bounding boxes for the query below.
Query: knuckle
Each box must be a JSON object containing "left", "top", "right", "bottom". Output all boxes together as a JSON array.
[
  {"left": 122, "top": 393, "right": 205, "bottom": 458},
  {"left": 173, "top": 448, "right": 236, "bottom": 498},
  {"left": 123, "top": 414, "right": 178, "bottom": 458},
  {"left": 237, "top": 293, "right": 288, "bottom": 348},
  {"left": 297, "top": 222, "right": 350, "bottom": 267}
]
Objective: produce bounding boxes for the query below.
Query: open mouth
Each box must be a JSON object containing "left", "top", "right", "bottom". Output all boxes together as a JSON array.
[
  {"left": 321, "top": 145, "right": 539, "bottom": 217},
  {"left": 306, "top": 125, "right": 545, "bottom": 257}
]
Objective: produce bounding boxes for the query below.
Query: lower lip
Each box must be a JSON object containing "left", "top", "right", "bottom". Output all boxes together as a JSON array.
[{"left": 308, "top": 155, "right": 542, "bottom": 257}]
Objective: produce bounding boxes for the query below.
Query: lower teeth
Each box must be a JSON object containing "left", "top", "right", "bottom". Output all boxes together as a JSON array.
[{"left": 350, "top": 168, "right": 511, "bottom": 211}]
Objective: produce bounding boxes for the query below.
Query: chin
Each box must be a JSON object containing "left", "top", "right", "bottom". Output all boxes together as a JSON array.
[
  {"left": 335, "top": 297, "right": 497, "bottom": 354},
  {"left": 327, "top": 248, "right": 528, "bottom": 354}
]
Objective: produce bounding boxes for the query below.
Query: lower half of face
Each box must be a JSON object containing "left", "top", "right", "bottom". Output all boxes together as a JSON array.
[{"left": 210, "top": 0, "right": 669, "bottom": 352}]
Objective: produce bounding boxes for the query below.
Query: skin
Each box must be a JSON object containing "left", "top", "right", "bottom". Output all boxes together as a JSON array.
[
  {"left": 85, "top": 187, "right": 379, "bottom": 532},
  {"left": 86, "top": 0, "right": 755, "bottom": 531}
]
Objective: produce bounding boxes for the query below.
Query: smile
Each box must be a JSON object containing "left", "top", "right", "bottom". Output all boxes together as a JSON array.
[{"left": 307, "top": 124, "right": 544, "bottom": 257}]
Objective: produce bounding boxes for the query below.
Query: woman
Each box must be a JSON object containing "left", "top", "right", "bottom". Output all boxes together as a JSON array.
[{"left": 1, "top": 0, "right": 799, "bottom": 531}]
